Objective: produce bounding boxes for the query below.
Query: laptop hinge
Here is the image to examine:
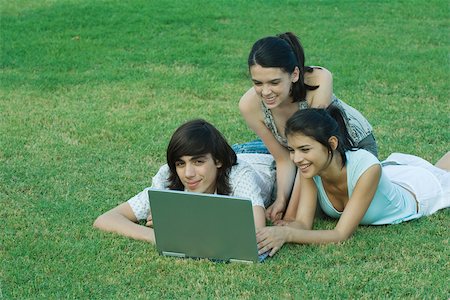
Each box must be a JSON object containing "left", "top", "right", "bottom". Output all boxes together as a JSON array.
[
  {"left": 229, "top": 258, "right": 254, "bottom": 264},
  {"left": 162, "top": 251, "right": 186, "bottom": 258}
]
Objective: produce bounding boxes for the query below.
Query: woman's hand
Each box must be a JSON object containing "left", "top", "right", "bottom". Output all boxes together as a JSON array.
[
  {"left": 273, "top": 218, "right": 294, "bottom": 226},
  {"left": 265, "top": 199, "right": 286, "bottom": 222},
  {"left": 256, "top": 226, "right": 289, "bottom": 257}
]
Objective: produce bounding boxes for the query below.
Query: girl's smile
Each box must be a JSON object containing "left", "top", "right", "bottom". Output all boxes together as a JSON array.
[
  {"left": 250, "top": 64, "right": 299, "bottom": 109},
  {"left": 287, "top": 133, "right": 332, "bottom": 178}
]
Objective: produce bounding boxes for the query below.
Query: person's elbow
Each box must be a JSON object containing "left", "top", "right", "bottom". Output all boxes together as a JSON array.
[
  {"left": 93, "top": 213, "right": 109, "bottom": 230},
  {"left": 332, "top": 228, "right": 354, "bottom": 243}
]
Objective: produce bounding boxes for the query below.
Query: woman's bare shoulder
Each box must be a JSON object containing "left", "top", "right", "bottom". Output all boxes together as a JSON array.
[
  {"left": 305, "top": 66, "right": 332, "bottom": 86},
  {"left": 239, "top": 87, "right": 260, "bottom": 112}
]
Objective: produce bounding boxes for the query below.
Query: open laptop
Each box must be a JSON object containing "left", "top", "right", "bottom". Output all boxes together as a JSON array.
[{"left": 148, "top": 188, "right": 269, "bottom": 263}]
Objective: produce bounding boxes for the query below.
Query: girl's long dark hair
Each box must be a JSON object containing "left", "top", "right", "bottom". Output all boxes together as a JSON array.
[
  {"left": 248, "top": 32, "right": 318, "bottom": 102},
  {"left": 285, "top": 107, "right": 356, "bottom": 167},
  {"left": 166, "top": 119, "right": 237, "bottom": 195}
]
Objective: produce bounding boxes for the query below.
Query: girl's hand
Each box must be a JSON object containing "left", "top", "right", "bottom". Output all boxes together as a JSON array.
[
  {"left": 256, "top": 226, "right": 289, "bottom": 257},
  {"left": 273, "top": 219, "right": 293, "bottom": 226},
  {"left": 265, "top": 199, "right": 286, "bottom": 222}
]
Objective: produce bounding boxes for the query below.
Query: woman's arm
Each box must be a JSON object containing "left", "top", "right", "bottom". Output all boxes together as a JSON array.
[
  {"left": 288, "top": 164, "right": 381, "bottom": 243},
  {"left": 257, "top": 165, "right": 381, "bottom": 255},
  {"left": 305, "top": 67, "right": 333, "bottom": 108},
  {"left": 239, "top": 90, "right": 297, "bottom": 222},
  {"left": 93, "top": 202, "right": 156, "bottom": 243},
  {"left": 268, "top": 155, "right": 297, "bottom": 221},
  {"left": 281, "top": 168, "right": 302, "bottom": 221},
  {"left": 256, "top": 175, "right": 318, "bottom": 256}
]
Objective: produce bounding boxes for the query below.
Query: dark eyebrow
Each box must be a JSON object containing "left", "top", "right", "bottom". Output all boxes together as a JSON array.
[
  {"left": 190, "top": 154, "right": 208, "bottom": 161},
  {"left": 287, "top": 144, "right": 312, "bottom": 151},
  {"left": 251, "top": 78, "right": 282, "bottom": 83},
  {"left": 297, "top": 145, "right": 312, "bottom": 149}
]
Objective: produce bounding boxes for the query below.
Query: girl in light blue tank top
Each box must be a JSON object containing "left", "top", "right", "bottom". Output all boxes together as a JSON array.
[{"left": 255, "top": 108, "right": 449, "bottom": 257}]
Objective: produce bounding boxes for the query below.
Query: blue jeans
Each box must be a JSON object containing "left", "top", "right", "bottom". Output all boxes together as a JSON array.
[{"left": 232, "top": 139, "right": 270, "bottom": 154}]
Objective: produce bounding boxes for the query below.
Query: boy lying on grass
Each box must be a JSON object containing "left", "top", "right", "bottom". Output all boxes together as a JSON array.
[{"left": 94, "top": 119, "right": 275, "bottom": 243}]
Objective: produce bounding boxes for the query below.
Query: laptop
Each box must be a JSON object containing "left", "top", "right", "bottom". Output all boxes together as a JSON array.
[{"left": 148, "top": 188, "right": 269, "bottom": 263}]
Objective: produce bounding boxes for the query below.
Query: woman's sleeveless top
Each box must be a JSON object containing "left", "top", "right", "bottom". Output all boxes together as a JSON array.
[{"left": 261, "top": 95, "right": 373, "bottom": 148}]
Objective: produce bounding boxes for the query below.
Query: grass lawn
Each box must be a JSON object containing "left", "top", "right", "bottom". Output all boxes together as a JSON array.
[{"left": 1, "top": 0, "right": 449, "bottom": 298}]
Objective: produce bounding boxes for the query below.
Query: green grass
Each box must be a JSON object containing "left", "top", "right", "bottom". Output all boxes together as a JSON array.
[{"left": 1, "top": 0, "right": 449, "bottom": 298}]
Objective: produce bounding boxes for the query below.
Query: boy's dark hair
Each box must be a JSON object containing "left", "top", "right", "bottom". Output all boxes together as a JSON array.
[{"left": 166, "top": 119, "right": 237, "bottom": 195}]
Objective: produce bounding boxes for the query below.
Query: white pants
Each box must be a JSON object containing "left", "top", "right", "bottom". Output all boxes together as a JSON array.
[{"left": 382, "top": 153, "right": 450, "bottom": 216}]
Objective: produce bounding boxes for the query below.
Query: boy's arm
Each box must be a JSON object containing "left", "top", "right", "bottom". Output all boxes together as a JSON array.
[{"left": 93, "top": 202, "right": 155, "bottom": 243}]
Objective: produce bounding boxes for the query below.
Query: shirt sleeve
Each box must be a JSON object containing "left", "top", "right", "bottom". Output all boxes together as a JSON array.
[
  {"left": 127, "top": 165, "right": 170, "bottom": 220},
  {"left": 127, "top": 188, "right": 151, "bottom": 221},
  {"left": 231, "top": 165, "right": 266, "bottom": 208},
  {"left": 150, "top": 164, "right": 170, "bottom": 189}
]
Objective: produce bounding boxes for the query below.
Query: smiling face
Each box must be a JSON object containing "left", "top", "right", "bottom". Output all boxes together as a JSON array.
[
  {"left": 250, "top": 64, "right": 299, "bottom": 109},
  {"left": 175, "top": 153, "right": 222, "bottom": 194},
  {"left": 287, "top": 133, "right": 333, "bottom": 178}
]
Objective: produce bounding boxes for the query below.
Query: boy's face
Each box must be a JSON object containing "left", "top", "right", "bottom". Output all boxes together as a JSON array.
[{"left": 175, "top": 153, "right": 222, "bottom": 194}]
